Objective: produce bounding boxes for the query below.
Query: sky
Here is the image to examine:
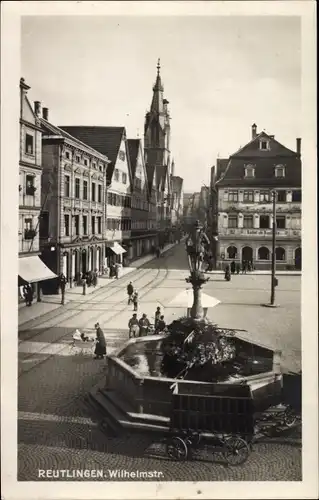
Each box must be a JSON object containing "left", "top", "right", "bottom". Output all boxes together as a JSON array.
[{"left": 21, "top": 15, "right": 301, "bottom": 192}]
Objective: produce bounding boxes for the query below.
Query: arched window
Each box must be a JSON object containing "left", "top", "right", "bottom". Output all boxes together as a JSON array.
[
  {"left": 258, "top": 247, "right": 270, "bottom": 260},
  {"left": 276, "top": 247, "right": 286, "bottom": 261},
  {"left": 227, "top": 246, "right": 237, "bottom": 259}
]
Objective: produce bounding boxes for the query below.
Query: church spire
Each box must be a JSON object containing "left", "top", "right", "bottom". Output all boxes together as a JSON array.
[{"left": 151, "top": 58, "right": 164, "bottom": 112}]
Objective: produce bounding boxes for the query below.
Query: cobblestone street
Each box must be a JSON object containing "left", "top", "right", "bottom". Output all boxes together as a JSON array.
[{"left": 18, "top": 244, "right": 302, "bottom": 481}]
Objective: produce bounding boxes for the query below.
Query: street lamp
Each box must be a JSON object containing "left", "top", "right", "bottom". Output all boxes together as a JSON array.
[{"left": 263, "top": 189, "right": 279, "bottom": 308}]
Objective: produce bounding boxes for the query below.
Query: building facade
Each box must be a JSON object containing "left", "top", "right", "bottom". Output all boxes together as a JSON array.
[
  {"left": 215, "top": 125, "right": 302, "bottom": 270},
  {"left": 40, "top": 115, "right": 110, "bottom": 289},
  {"left": 128, "top": 139, "right": 157, "bottom": 259},
  {"left": 60, "top": 126, "right": 132, "bottom": 267},
  {"left": 18, "top": 79, "right": 57, "bottom": 299},
  {"left": 170, "top": 172, "right": 184, "bottom": 229}
]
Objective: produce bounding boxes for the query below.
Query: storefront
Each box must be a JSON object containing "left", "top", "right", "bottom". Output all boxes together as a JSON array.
[
  {"left": 105, "top": 242, "right": 127, "bottom": 268},
  {"left": 18, "top": 255, "right": 57, "bottom": 302}
]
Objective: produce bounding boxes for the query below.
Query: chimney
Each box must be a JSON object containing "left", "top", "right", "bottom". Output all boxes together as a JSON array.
[
  {"left": 296, "top": 138, "right": 301, "bottom": 155},
  {"left": 252, "top": 123, "right": 257, "bottom": 139},
  {"left": 42, "top": 107, "right": 49, "bottom": 121},
  {"left": 34, "top": 101, "right": 41, "bottom": 118}
]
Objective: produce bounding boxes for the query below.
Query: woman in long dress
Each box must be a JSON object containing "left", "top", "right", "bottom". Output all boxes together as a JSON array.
[{"left": 94, "top": 322, "right": 106, "bottom": 359}]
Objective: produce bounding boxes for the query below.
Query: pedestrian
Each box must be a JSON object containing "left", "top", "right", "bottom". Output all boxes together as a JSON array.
[
  {"left": 23, "top": 284, "right": 30, "bottom": 306},
  {"left": 242, "top": 261, "right": 247, "bottom": 274},
  {"left": 247, "top": 261, "right": 252, "bottom": 272},
  {"left": 236, "top": 262, "right": 241, "bottom": 274},
  {"left": 132, "top": 290, "right": 139, "bottom": 311},
  {"left": 154, "top": 306, "right": 161, "bottom": 328},
  {"left": 138, "top": 313, "right": 151, "bottom": 337},
  {"left": 58, "top": 272, "right": 67, "bottom": 305},
  {"left": 94, "top": 322, "right": 106, "bottom": 359},
  {"left": 156, "top": 315, "right": 166, "bottom": 333},
  {"left": 230, "top": 261, "right": 236, "bottom": 274},
  {"left": 127, "top": 281, "right": 134, "bottom": 305},
  {"left": 115, "top": 263, "right": 119, "bottom": 279},
  {"left": 92, "top": 269, "right": 98, "bottom": 287},
  {"left": 156, "top": 247, "right": 161, "bottom": 258},
  {"left": 128, "top": 313, "right": 139, "bottom": 339}
]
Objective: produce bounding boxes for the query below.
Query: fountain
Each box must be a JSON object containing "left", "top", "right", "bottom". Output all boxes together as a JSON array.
[{"left": 89, "top": 221, "right": 283, "bottom": 432}]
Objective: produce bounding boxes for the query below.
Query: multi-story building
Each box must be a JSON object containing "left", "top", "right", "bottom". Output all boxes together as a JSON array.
[
  {"left": 39, "top": 113, "right": 110, "bottom": 289},
  {"left": 215, "top": 124, "right": 302, "bottom": 270},
  {"left": 128, "top": 138, "right": 157, "bottom": 259},
  {"left": 18, "top": 79, "right": 56, "bottom": 300},
  {"left": 170, "top": 169, "right": 184, "bottom": 228},
  {"left": 60, "top": 126, "right": 132, "bottom": 266},
  {"left": 144, "top": 60, "right": 175, "bottom": 245}
]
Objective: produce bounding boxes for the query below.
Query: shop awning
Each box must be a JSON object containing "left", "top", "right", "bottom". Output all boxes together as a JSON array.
[
  {"left": 107, "top": 242, "right": 127, "bottom": 255},
  {"left": 19, "top": 256, "right": 57, "bottom": 284}
]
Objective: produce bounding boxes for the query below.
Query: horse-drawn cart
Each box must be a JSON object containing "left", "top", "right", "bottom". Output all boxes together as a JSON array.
[{"left": 166, "top": 377, "right": 297, "bottom": 466}]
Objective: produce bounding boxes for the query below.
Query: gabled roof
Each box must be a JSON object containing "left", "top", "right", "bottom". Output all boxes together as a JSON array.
[
  {"left": 231, "top": 131, "right": 297, "bottom": 158},
  {"left": 217, "top": 130, "right": 301, "bottom": 188},
  {"left": 41, "top": 120, "right": 110, "bottom": 162},
  {"left": 60, "top": 126, "right": 124, "bottom": 181},
  {"left": 127, "top": 139, "right": 140, "bottom": 179}
]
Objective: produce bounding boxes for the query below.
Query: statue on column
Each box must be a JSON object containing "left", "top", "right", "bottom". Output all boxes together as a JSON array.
[{"left": 186, "top": 220, "right": 210, "bottom": 273}]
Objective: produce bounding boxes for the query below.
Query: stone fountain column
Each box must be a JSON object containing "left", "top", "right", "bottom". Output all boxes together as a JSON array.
[{"left": 186, "top": 270, "right": 209, "bottom": 320}]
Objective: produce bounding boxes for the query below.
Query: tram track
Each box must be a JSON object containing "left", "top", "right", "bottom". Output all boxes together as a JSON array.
[{"left": 18, "top": 257, "right": 170, "bottom": 376}]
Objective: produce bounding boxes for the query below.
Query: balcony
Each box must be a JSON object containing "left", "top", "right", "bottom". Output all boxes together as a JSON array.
[{"left": 219, "top": 228, "right": 301, "bottom": 239}]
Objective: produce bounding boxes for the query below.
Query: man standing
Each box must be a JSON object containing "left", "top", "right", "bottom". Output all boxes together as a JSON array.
[
  {"left": 138, "top": 313, "right": 150, "bottom": 337},
  {"left": 128, "top": 313, "right": 139, "bottom": 338},
  {"left": 58, "top": 273, "right": 67, "bottom": 305},
  {"left": 132, "top": 290, "right": 139, "bottom": 311},
  {"left": 156, "top": 315, "right": 166, "bottom": 333},
  {"left": 154, "top": 306, "right": 161, "bottom": 328},
  {"left": 127, "top": 282, "right": 134, "bottom": 305},
  {"left": 94, "top": 322, "right": 106, "bottom": 359}
]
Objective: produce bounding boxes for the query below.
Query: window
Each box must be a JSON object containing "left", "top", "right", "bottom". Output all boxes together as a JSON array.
[
  {"left": 92, "top": 162, "right": 96, "bottom": 169},
  {"left": 260, "top": 140, "right": 269, "bottom": 151},
  {"left": 114, "top": 169, "right": 120, "bottom": 181},
  {"left": 258, "top": 247, "right": 270, "bottom": 260},
  {"left": 64, "top": 214, "right": 70, "bottom": 236},
  {"left": 76, "top": 155, "right": 80, "bottom": 163},
  {"left": 260, "top": 215, "right": 270, "bottom": 229},
  {"left": 277, "top": 190, "right": 286, "bottom": 202},
  {"left": 25, "top": 175, "right": 36, "bottom": 196},
  {"left": 99, "top": 164, "right": 103, "bottom": 172},
  {"left": 276, "top": 216, "right": 286, "bottom": 229},
  {"left": 260, "top": 190, "right": 270, "bottom": 203},
  {"left": 243, "top": 215, "right": 253, "bottom": 228},
  {"left": 75, "top": 178, "right": 80, "bottom": 199},
  {"left": 243, "top": 190, "right": 254, "bottom": 202},
  {"left": 84, "top": 159, "right": 88, "bottom": 166},
  {"left": 98, "top": 184, "right": 102, "bottom": 203},
  {"left": 119, "top": 150, "right": 126, "bottom": 161},
  {"left": 276, "top": 247, "right": 286, "bottom": 261},
  {"left": 39, "top": 211, "right": 49, "bottom": 239},
  {"left": 275, "top": 165, "right": 285, "bottom": 178},
  {"left": 227, "top": 246, "right": 237, "bottom": 259},
  {"left": 97, "top": 217, "right": 102, "bottom": 234},
  {"left": 135, "top": 178, "right": 142, "bottom": 190},
  {"left": 64, "top": 175, "right": 70, "bottom": 197},
  {"left": 292, "top": 190, "right": 302, "bottom": 202},
  {"left": 91, "top": 182, "right": 96, "bottom": 201},
  {"left": 244, "top": 166, "right": 255, "bottom": 178},
  {"left": 25, "top": 134, "right": 34, "bottom": 155},
  {"left": 83, "top": 215, "right": 87, "bottom": 235},
  {"left": 122, "top": 172, "right": 127, "bottom": 184},
  {"left": 228, "top": 215, "right": 238, "bottom": 228},
  {"left": 83, "top": 180, "right": 88, "bottom": 200},
  {"left": 24, "top": 218, "right": 33, "bottom": 239},
  {"left": 91, "top": 216, "right": 95, "bottom": 234},
  {"left": 65, "top": 151, "right": 70, "bottom": 160},
  {"left": 228, "top": 191, "right": 238, "bottom": 202},
  {"left": 74, "top": 215, "right": 79, "bottom": 236}
]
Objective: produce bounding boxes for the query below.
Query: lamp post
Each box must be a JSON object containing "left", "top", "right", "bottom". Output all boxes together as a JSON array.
[{"left": 263, "top": 189, "right": 279, "bottom": 308}]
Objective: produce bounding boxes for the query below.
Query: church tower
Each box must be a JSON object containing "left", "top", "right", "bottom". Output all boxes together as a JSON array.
[{"left": 144, "top": 59, "right": 171, "bottom": 171}]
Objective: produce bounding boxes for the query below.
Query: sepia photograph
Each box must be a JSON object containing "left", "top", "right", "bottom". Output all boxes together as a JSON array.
[{"left": 1, "top": 1, "right": 317, "bottom": 499}]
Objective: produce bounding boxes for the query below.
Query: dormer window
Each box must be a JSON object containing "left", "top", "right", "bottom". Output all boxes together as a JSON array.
[
  {"left": 244, "top": 165, "right": 255, "bottom": 178},
  {"left": 259, "top": 140, "right": 270, "bottom": 151},
  {"left": 275, "top": 165, "right": 285, "bottom": 178}
]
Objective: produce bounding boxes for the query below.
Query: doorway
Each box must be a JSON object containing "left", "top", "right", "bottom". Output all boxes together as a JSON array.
[
  {"left": 294, "top": 247, "right": 301, "bottom": 270},
  {"left": 81, "top": 250, "right": 87, "bottom": 274},
  {"left": 242, "top": 246, "right": 253, "bottom": 263}
]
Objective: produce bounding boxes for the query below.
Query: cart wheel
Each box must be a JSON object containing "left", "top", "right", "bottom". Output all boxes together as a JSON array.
[
  {"left": 166, "top": 436, "right": 188, "bottom": 461},
  {"left": 284, "top": 407, "right": 297, "bottom": 427},
  {"left": 223, "top": 436, "right": 250, "bottom": 466}
]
